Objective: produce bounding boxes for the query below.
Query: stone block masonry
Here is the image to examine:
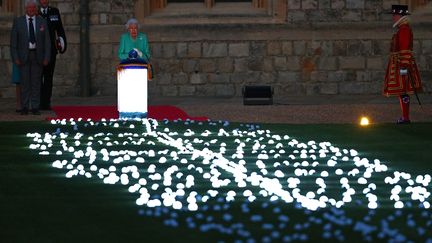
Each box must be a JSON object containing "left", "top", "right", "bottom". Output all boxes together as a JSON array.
[{"left": 98, "top": 30, "right": 432, "bottom": 98}]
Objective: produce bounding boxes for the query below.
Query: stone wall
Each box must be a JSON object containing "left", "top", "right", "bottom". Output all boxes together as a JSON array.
[
  {"left": 287, "top": 0, "right": 395, "bottom": 23},
  {"left": 0, "top": 0, "right": 431, "bottom": 99},
  {"left": 146, "top": 25, "right": 431, "bottom": 97}
]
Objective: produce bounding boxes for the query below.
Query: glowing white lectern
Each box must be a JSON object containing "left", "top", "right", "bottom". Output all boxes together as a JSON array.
[{"left": 117, "top": 63, "right": 150, "bottom": 119}]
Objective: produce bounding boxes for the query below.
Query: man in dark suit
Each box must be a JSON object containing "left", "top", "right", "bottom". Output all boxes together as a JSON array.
[
  {"left": 10, "top": 0, "right": 51, "bottom": 115},
  {"left": 39, "top": 0, "right": 67, "bottom": 110}
]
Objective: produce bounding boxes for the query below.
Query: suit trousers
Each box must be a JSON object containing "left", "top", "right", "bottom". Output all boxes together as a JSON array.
[
  {"left": 20, "top": 51, "right": 42, "bottom": 110},
  {"left": 41, "top": 53, "right": 57, "bottom": 108}
]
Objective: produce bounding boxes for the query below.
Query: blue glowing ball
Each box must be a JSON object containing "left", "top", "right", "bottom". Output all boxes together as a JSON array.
[{"left": 128, "top": 49, "right": 139, "bottom": 59}]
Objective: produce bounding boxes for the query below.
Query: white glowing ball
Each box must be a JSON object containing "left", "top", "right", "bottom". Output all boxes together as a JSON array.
[
  {"left": 294, "top": 169, "right": 303, "bottom": 176},
  {"left": 274, "top": 170, "right": 284, "bottom": 178},
  {"left": 340, "top": 177, "right": 349, "bottom": 185},
  {"left": 52, "top": 160, "right": 63, "bottom": 169},
  {"left": 368, "top": 183, "right": 377, "bottom": 190},
  {"left": 368, "top": 201, "right": 378, "bottom": 209},
  {"left": 159, "top": 157, "right": 167, "bottom": 163},
  {"left": 394, "top": 201, "right": 404, "bottom": 208},
  {"left": 248, "top": 195, "right": 256, "bottom": 202},
  {"left": 243, "top": 190, "right": 253, "bottom": 197},
  {"left": 147, "top": 199, "right": 161, "bottom": 207},
  {"left": 335, "top": 169, "right": 344, "bottom": 175},
  {"left": 173, "top": 201, "right": 182, "bottom": 210},
  {"left": 65, "top": 170, "right": 76, "bottom": 178},
  {"left": 390, "top": 194, "right": 400, "bottom": 201},
  {"left": 238, "top": 180, "right": 247, "bottom": 187},
  {"left": 327, "top": 160, "right": 337, "bottom": 167},
  {"left": 358, "top": 177, "right": 367, "bottom": 184},
  {"left": 188, "top": 203, "right": 198, "bottom": 211},
  {"left": 335, "top": 201, "right": 344, "bottom": 208},
  {"left": 148, "top": 165, "right": 156, "bottom": 173},
  {"left": 343, "top": 196, "right": 352, "bottom": 203},
  {"left": 306, "top": 192, "right": 315, "bottom": 199},
  {"left": 151, "top": 183, "right": 159, "bottom": 191}
]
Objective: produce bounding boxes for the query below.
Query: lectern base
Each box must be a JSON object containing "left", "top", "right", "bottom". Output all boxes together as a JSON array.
[{"left": 119, "top": 112, "right": 147, "bottom": 119}]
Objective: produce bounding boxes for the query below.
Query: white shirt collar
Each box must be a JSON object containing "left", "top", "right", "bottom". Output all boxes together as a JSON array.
[{"left": 393, "top": 16, "right": 408, "bottom": 28}]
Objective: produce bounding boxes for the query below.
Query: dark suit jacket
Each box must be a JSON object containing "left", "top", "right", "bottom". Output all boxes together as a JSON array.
[
  {"left": 10, "top": 15, "right": 51, "bottom": 65},
  {"left": 39, "top": 6, "right": 67, "bottom": 54}
]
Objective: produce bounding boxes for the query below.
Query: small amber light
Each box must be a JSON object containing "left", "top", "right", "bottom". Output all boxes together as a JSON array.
[{"left": 360, "top": 117, "right": 370, "bottom": 126}]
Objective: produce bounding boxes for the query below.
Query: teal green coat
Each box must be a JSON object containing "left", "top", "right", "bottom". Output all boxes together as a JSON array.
[{"left": 117, "top": 32, "right": 151, "bottom": 61}]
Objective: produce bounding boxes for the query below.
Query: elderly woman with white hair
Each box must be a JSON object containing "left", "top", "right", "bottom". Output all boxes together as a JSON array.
[{"left": 117, "top": 18, "right": 151, "bottom": 62}]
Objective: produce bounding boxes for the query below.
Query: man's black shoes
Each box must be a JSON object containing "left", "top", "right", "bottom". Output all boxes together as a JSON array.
[
  {"left": 396, "top": 118, "right": 411, "bottom": 124},
  {"left": 31, "top": 109, "right": 41, "bottom": 115},
  {"left": 40, "top": 105, "right": 51, "bottom": 111},
  {"left": 20, "top": 108, "right": 28, "bottom": 115}
]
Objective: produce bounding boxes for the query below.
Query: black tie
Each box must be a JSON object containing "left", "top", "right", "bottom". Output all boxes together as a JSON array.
[{"left": 29, "top": 17, "right": 36, "bottom": 44}]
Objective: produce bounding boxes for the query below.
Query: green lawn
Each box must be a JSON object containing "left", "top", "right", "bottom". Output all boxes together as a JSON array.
[
  {"left": 267, "top": 123, "right": 432, "bottom": 174},
  {"left": 0, "top": 120, "right": 431, "bottom": 242}
]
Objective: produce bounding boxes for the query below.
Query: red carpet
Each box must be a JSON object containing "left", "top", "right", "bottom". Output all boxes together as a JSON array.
[{"left": 49, "top": 105, "right": 208, "bottom": 121}]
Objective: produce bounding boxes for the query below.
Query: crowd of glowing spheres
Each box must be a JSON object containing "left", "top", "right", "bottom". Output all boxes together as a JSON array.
[{"left": 26, "top": 118, "right": 432, "bottom": 242}]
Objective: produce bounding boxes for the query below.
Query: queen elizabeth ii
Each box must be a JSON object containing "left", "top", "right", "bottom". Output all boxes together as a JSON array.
[{"left": 117, "top": 18, "right": 151, "bottom": 63}]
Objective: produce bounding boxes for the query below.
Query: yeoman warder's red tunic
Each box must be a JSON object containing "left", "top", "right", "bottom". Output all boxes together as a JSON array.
[{"left": 383, "top": 17, "right": 422, "bottom": 96}]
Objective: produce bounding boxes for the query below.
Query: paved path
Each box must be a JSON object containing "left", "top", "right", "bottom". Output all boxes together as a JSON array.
[{"left": 1, "top": 95, "right": 432, "bottom": 124}]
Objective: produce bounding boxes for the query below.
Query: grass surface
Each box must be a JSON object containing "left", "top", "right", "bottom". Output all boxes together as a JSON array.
[
  {"left": 267, "top": 122, "right": 432, "bottom": 174},
  {"left": 0, "top": 121, "right": 431, "bottom": 242}
]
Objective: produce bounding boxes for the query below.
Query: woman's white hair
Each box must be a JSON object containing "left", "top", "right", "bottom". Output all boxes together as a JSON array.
[
  {"left": 25, "top": 0, "right": 38, "bottom": 7},
  {"left": 125, "top": 18, "right": 140, "bottom": 29}
]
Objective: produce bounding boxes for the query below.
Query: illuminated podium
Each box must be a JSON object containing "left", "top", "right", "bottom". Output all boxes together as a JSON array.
[{"left": 117, "top": 63, "right": 151, "bottom": 119}]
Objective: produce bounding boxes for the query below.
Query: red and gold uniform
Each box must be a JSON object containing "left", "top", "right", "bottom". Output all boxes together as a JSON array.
[
  {"left": 383, "top": 7, "right": 422, "bottom": 124},
  {"left": 383, "top": 17, "right": 422, "bottom": 96}
]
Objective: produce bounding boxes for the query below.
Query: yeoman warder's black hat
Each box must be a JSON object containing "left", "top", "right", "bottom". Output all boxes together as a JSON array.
[{"left": 388, "top": 5, "right": 410, "bottom": 15}]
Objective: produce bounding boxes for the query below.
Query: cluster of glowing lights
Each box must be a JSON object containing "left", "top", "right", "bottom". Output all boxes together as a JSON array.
[
  {"left": 25, "top": 118, "right": 432, "bottom": 241},
  {"left": 27, "top": 118, "right": 431, "bottom": 213}
]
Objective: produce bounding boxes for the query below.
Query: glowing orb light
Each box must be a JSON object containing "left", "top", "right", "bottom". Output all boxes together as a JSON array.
[{"left": 360, "top": 116, "right": 370, "bottom": 126}]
